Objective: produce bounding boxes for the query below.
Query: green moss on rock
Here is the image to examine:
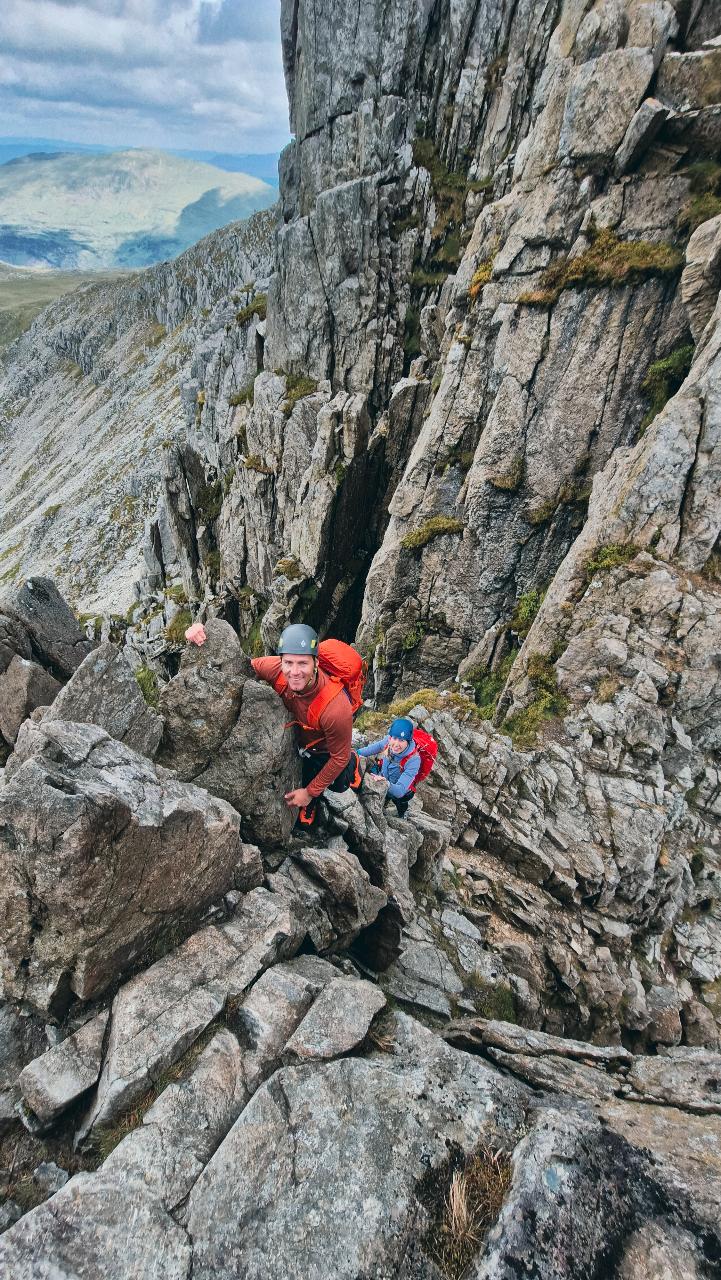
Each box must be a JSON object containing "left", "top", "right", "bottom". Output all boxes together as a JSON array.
[
  {"left": 401, "top": 516, "right": 464, "bottom": 551},
  {"left": 519, "top": 226, "right": 683, "bottom": 307}
]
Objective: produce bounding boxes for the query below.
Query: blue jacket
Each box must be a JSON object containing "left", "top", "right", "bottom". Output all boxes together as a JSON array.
[{"left": 357, "top": 734, "right": 421, "bottom": 798}]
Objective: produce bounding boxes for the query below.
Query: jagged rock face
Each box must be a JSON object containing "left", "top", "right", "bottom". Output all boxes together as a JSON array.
[
  {"left": 357, "top": 0, "right": 714, "bottom": 696},
  {"left": 0, "top": 718, "right": 262, "bottom": 1015},
  {"left": 0, "top": 576, "right": 94, "bottom": 749},
  {"left": 0, "top": 212, "right": 275, "bottom": 613},
  {"left": 382, "top": 675, "right": 720, "bottom": 1047},
  {"left": 43, "top": 640, "right": 163, "bottom": 757}
]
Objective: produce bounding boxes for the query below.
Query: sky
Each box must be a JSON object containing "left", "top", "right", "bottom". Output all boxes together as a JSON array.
[{"left": 0, "top": 0, "right": 290, "bottom": 155}]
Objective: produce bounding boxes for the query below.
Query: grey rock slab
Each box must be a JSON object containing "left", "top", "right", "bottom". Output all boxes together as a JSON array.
[
  {"left": 383, "top": 938, "right": 463, "bottom": 1018},
  {"left": 80, "top": 888, "right": 303, "bottom": 1137},
  {"left": 472, "top": 1101, "right": 714, "bottom": 1280},
  {"left": 614, "top": 97, "right": 669, "bottom": 175},
  {"left": 187, "top": 1012, "right": 528, "bottom": 1280},
  {"left": 44, "top": 641, "right": 163, "bottom": 758},
  {"left": 0, "top": 719, "right": 254, "bottom": 1015},
  {"left": 102, "top": 1029, "right": 248, "bottom": 1212},
  {"left": 0, "top": 1171, "right": 191, "bottom": 1279},
  {"left": 19, "top": 1009, "right": 109, "bottom": 1126},
  {"left": 233, "top": 959, "right": 333, "bottom": 1089},
  {"left": 283, "top": 976, "right": 386, "bottom": 1063},
  {"left": 485, "top": 1047, "right": 623, "bottom": 1102},
  {"left": 1, "top": 578, "right": 94, "bottom": 680},
  {"left": 626, "top": 1048, "right": 721, "bottom": 1112},
  {"left": 444, "top": 1017, "right": 633, "bottom": 1064},
  {"left": 599, "top": 1098, "right": 721, "bottom": 1221},
  {"left": 559, "top": 49, "right": 655, "bottom": 163},
  {"left": 0, "top": 654, "right": 61, "bottom": 746}
]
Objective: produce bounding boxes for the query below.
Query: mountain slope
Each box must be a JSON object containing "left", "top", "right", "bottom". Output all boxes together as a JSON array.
[
  {"left": 0, "top": 209, "right": 275, "bottom": 611},
  {"left": 0, "top": 149, "right": 276, "bottom": 268}
]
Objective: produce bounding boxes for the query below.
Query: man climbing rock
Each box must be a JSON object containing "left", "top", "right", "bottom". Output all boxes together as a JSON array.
[{"left": 186, "top": 621, "right": 361, "bottom": 826}]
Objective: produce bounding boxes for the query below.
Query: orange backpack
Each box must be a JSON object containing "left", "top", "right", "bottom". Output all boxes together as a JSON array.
[{"left": 272, "top": 639, "right": 367, "bottom": 733}]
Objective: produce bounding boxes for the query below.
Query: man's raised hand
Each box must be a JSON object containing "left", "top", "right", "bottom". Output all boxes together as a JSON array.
[{"left": 185, "top": 622, "right": 207, "bottom": 646}]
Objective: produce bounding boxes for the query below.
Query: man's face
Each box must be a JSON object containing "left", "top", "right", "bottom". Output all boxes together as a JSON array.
[
  {"left": 281, "top": 653, "right": 316, "bottom": 692},
  {"left": 388, "top": 734, "right": 409, "bottom": 754}
]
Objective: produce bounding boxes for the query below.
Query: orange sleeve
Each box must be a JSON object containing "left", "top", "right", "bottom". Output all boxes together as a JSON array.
[
  {"left": 305, "top": 693, "right": 354, "bottom": 798},
  {"left": 251, "top": 656, "right": 282, "bottom": 684}
]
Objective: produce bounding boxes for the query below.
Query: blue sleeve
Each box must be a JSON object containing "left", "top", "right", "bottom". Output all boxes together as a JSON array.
[
  {"left": 387, "top": 749, "right": 421, "bottom": 797},
  {"left": 357, "top": 735, "right": 389, "bottom": 757}
]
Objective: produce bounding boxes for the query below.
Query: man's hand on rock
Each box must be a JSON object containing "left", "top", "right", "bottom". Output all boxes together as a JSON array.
[
  {"left": 284, "top": 786, "right": 313, "bottom": 810},
  {"left": 185, "top": 622, "right": 207, "bottom": 646}
]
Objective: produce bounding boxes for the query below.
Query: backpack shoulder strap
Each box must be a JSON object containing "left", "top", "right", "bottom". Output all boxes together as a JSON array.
[
  {"left": 399, "top": 745, "right": 420, "bottom": 769},
  {"left": 305, "top": 675, "right": 344, "bottom": 730}
]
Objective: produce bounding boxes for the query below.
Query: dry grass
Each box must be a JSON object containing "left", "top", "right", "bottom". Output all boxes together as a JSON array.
[
  {"left": 518, "top": 225, "right": 683, "bottom": 307},
  {"left": 422, "top": 1144, "right": 513, "bottom": 1278}
]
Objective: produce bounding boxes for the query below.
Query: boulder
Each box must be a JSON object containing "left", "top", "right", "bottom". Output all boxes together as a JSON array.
[
  {"left": 613, "top": 97, "right": 669, "bottom": 175},
  {"left": 282, "top": 975, "right": 386, "bottom": 1062},
  {"left": 0, "top": 1172, "right": 191, "bottom": 1279},
  {"left": 559, "top": 49, "right": 655, "bottom": 163},
  {"left": 157, "top": 619, "right": 300, "bottom": 846},
  {"left": 0, "top": 719, "right": 261, "bottom": 1015},
  {"left": 44, "top": 641, "right": 163, "bottom": 758},
  {"left": 0, "top": 654, "right": 61, "bottom": 746},
  {"left": 19, "top": 1010, "right": 110, "bottom": 1127},
  {"left": 1, "top": 578, "right": 93, "bottom": 679},
  {"left": 101, "top": 1029, "right": 249, "bottom": 1212},
  {"left": 186, "top": 1013, "right": 528, "bottom": 1279},
  {"left": 656, "top": 47, "right": 721, "bottom": 111},
  {"left": 269, "top": 845, "right": 388, "bottom": 952}
]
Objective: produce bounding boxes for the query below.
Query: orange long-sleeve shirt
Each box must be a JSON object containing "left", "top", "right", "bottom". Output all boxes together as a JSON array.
[{"left": 251, "top": 656, "right": 353, "bottom": 798}]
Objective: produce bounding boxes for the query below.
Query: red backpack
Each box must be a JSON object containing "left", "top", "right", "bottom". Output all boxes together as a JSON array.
[
  {"left": 272, "top": 638, "right": 367, "bottom": 732},
  {"left": 399, "top": 727, "right": 438, "bottom": 792}
]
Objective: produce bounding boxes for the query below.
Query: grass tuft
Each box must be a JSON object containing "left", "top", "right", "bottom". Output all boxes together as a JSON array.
[
  {"left": 501, "top": 652, "right": 569, "bottom": 750},
  {"left": 518, "top": 225, "right": 683, "bottom": 307},
  {"left": 165, "top": 608, "right": 193, "bottom": 646},
  {"left": 401, "top": 516, "right": 464, "bottom": 551},
  {"left": 235, "top": 294, "right": 267, "bottom": 325},
  {"left": 421, "top": 1144, "right": 513, "bottom": 1280},
  {"left": 640, "top": 344, "right": 694, "bottom": 430},
  {"left": 584, "top": 543, "right": 639, "bottom": 577},
  {"left": 469, "top": 256, "right": 495, "bottom": 301},
  {"left": 135, "top": 665, "right": 160, "bottom": 708},
  {"left": 510, "top": 589, "right": 544, "bottom": 638},
  {"left": 281, "top": 372, "right": 318, "bottom": 417}
]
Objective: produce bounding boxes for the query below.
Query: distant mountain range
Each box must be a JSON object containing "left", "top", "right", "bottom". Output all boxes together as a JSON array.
[
  {"left": 0, "top": 148, "right": 277, "bottom": 270},
  {"left": 0, "top": 137, "right": 281, "bottom": 186}
]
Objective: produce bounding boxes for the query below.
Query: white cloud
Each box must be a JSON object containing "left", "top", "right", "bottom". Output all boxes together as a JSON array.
[{"left": 0, "top": 0, "right": 290, "bottom": 153}]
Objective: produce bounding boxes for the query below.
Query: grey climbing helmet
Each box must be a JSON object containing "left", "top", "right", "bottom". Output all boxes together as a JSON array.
[{"left": 277, "top": 623, "right": 319, "bottom": 657}]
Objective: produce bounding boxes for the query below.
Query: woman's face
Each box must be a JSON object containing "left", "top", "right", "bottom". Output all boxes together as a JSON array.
[{"left": 388, "top": 734, "right": 409, "bottom": 754}]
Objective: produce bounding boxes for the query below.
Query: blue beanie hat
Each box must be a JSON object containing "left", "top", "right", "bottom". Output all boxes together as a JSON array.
[{"left": 389, "top": 717, "right": 414, "bottom": 742}]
